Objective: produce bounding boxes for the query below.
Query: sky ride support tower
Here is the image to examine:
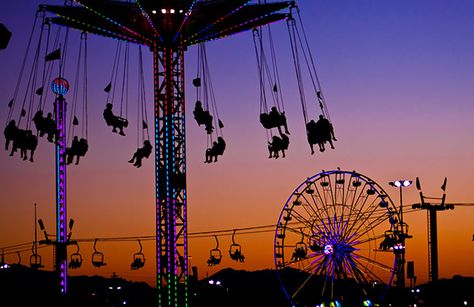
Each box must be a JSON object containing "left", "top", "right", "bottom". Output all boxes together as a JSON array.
[{"left": 41, "top": 1, "right": 292, "bottom": 305}]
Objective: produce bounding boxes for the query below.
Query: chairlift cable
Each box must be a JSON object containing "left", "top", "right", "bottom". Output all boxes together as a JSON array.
[{"left": 0, "top": 205, "right": 436, "bottom": 256}]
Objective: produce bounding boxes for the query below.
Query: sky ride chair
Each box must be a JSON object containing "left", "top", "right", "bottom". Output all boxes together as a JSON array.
[
  {"left": 291, "top": 231, "right": 308, "bottom": 262},
  {"left": 207, "top": 235, "right": 222, "bottom": 266},
  {"left": 91, "top": 239, "right": 106, "bottom": 268},
  {"left": 30, "top": 243, "right": 44, "bottom": 269},
  {"left": 69, "top": 242, "right": 82, "bottom": 269},
  {"left": 130, "top": 240, "right": 145, "bottom": 270},
  {"left": 229, "top": 230, "right": 245, "bottom": 262}
]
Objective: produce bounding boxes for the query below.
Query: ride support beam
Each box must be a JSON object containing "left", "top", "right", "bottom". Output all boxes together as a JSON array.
[
  {"left": 429, "top": 209, "right": 438, "bottom": 282},
  {"left": 154, "top": 39, "right": 188, "bottom": 307},
  {"left": 55, "top": 94, "right": 68, "bottom": 293}
]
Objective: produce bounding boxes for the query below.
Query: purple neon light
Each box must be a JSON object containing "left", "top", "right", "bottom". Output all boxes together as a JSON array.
[
  {"left": 55, "top": 13, "right": 148, "bottom": 46},
  {"left": 136, "top": 0, "right": 161, "bottom": 39},
  {"left": 173, "top": 0, "right": 198, "bottom": 42},
  {"left": 72, "top": 0, "right": 151, "bottom": 43},
  {"left": 55, "top": 94, "right": 68, "bottom": 293}
]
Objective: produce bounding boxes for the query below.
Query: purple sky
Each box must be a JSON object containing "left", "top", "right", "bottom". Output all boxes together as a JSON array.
[{"left": 1, "top": 0, "right": 473, "bottom": 285}]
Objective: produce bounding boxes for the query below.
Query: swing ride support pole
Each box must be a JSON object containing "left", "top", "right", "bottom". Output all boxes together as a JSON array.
[
  {"left": 54, "top": 94, "right": 68, "bottom": 294},
  {"left": 154, "top": 38, "right": 188, "bottom": 307}
]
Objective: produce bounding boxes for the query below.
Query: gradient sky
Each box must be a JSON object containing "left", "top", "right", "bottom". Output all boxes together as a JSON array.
[{"left": 1, "top": 0, "right": 473, "bottom": 287}]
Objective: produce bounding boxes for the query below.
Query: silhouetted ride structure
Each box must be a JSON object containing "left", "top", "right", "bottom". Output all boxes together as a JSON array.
[
  {"left": 25, "top": 0, "right": 295, "bottom": 306},
  {"left": 275, "top": 170, "right": 408, "bottom": 307},
  {"left": 2, "top": 0, "right": 344, "bottom": 305}
]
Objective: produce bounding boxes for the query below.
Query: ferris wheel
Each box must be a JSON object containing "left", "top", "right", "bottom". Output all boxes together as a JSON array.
[{"left": 274, "top": 170, "right": 401, "bottom": 307}]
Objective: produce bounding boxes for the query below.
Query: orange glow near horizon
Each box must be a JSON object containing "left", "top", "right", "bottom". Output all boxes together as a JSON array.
[{"left": 1, "top": 0, "right": 474, "bottom": 290}]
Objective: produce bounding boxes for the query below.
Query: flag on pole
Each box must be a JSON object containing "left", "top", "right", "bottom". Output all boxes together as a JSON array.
[{"left": 45, "top": 48, "right": 61, "bottom": 61}]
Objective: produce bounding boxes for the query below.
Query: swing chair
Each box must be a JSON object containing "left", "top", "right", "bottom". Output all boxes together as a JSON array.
[
  {"left": 30, "top": 242, "right": 43, "bottom": 269},
  {"left": 229, "top": 230, "right": 245, "bottom": 262},
  {"left": 128, "top": 46, "right": 152, "bottom": 168},
  {"left": 66, "top": 31, "right": 89, "bottom": 166},
  {"left": 287, "top": 4, "right": 337, "bottom": 155},
  {"left": 291, "top": 230, "right": 307, "bottom": 261},
  {"left": 253, "top": 26, "right": 290, "bottom": 159},
  {"left": 131, "top": 240, "right": 145, "bottom": 270},
  {"left": 69, "top": 242, "right": 82, "bottom": 269},
  {"left": 207, "top": 235, "right": 222, "bottom": 266},
  {"left": 4, "top": 9, "right": 55, "bottom": 162},
  {"left": 103, "top": 40, "right": 129, "bottom": 136},
  {"left": 193, "top": 43, "right": 226, "bottom": 163},
  {"left": 253, "top": 27, "right": 289, "bottom": 135},
  {"left": 91, "top": 239, "right": 106, "bottom": 268}
]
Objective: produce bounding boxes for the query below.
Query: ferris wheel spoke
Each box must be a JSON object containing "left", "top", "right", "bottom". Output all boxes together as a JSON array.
[
  {"left": 342, "top": 192, "right": 374, "bottom": 240},
  {"left": 305, "top": 193, "right": 334, "bottom": 232},
  {"left": 345, "top": 196, "right": 380, "bottom": 236},
  {"left": 290, "top": 264, "right": 320, "bottom": 300},
  {"left": 343, "top": 258, "right": 370, "bottom": 297},
  {"left": 313, "top": 182, "right": 335, "bottom": 222},
  {"left": 344, "top": 207, "right": 383, "bottom": 243},
  {"left": 353, "top": 253, "right": 394, "bottom": 273},
  {"left": 351, "top": 256, "right": 388, "bottom": 284},
  {"left": 348, "top": 213, "right": 391, "bottom": 244},
  {"left": 287, "top": 210, "right": 315, "bottom": 231},
  {"left": 346, "top": 256, "right": 376, "bottom": 286},
  {"left": 351, "top": 233, "right": 384, "bottom": 246}
]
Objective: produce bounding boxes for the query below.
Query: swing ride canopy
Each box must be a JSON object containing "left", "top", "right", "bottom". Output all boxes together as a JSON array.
[{"left": 41, "top": 0, "right": 292, "bottom": 47}]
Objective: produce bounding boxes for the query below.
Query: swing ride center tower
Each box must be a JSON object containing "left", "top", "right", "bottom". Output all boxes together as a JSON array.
[{"left": 42, "top": 0, "right": 291, "bottom": 305}]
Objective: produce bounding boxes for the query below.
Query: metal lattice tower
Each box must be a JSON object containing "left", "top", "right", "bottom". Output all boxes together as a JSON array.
[
  {"left": 412, "top": 177, "right": 455, "bottom": 283},
  {"left": 55, "top": 94, "right": 68, "bottom": 293},
  {"left": 41, "top": 1, "right": 292, "bottom": 305}
]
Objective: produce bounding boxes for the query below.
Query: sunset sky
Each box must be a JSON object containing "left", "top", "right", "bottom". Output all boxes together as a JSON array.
[{"left": 1, "top": 0, "right": 473, "bottom": 287}]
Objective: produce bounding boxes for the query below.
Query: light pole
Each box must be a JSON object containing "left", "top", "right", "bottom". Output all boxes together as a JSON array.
[{"left": 389, "top": 179, "right": 412, "bottom": 289}]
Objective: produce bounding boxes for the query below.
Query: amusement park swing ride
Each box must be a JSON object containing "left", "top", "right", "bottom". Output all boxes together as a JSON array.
[{"left": 1, "top": 1, "right": 413, "bottom": 306}]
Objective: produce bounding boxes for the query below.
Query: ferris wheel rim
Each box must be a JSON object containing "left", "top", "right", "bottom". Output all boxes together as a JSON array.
[{"left": 274, "top": 169, "right": 400, "bottom": 306}]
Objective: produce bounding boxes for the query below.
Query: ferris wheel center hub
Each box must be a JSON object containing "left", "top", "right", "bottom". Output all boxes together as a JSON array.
[{"left": 323, "top": 244, "right": 334, "bottom": 255}]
